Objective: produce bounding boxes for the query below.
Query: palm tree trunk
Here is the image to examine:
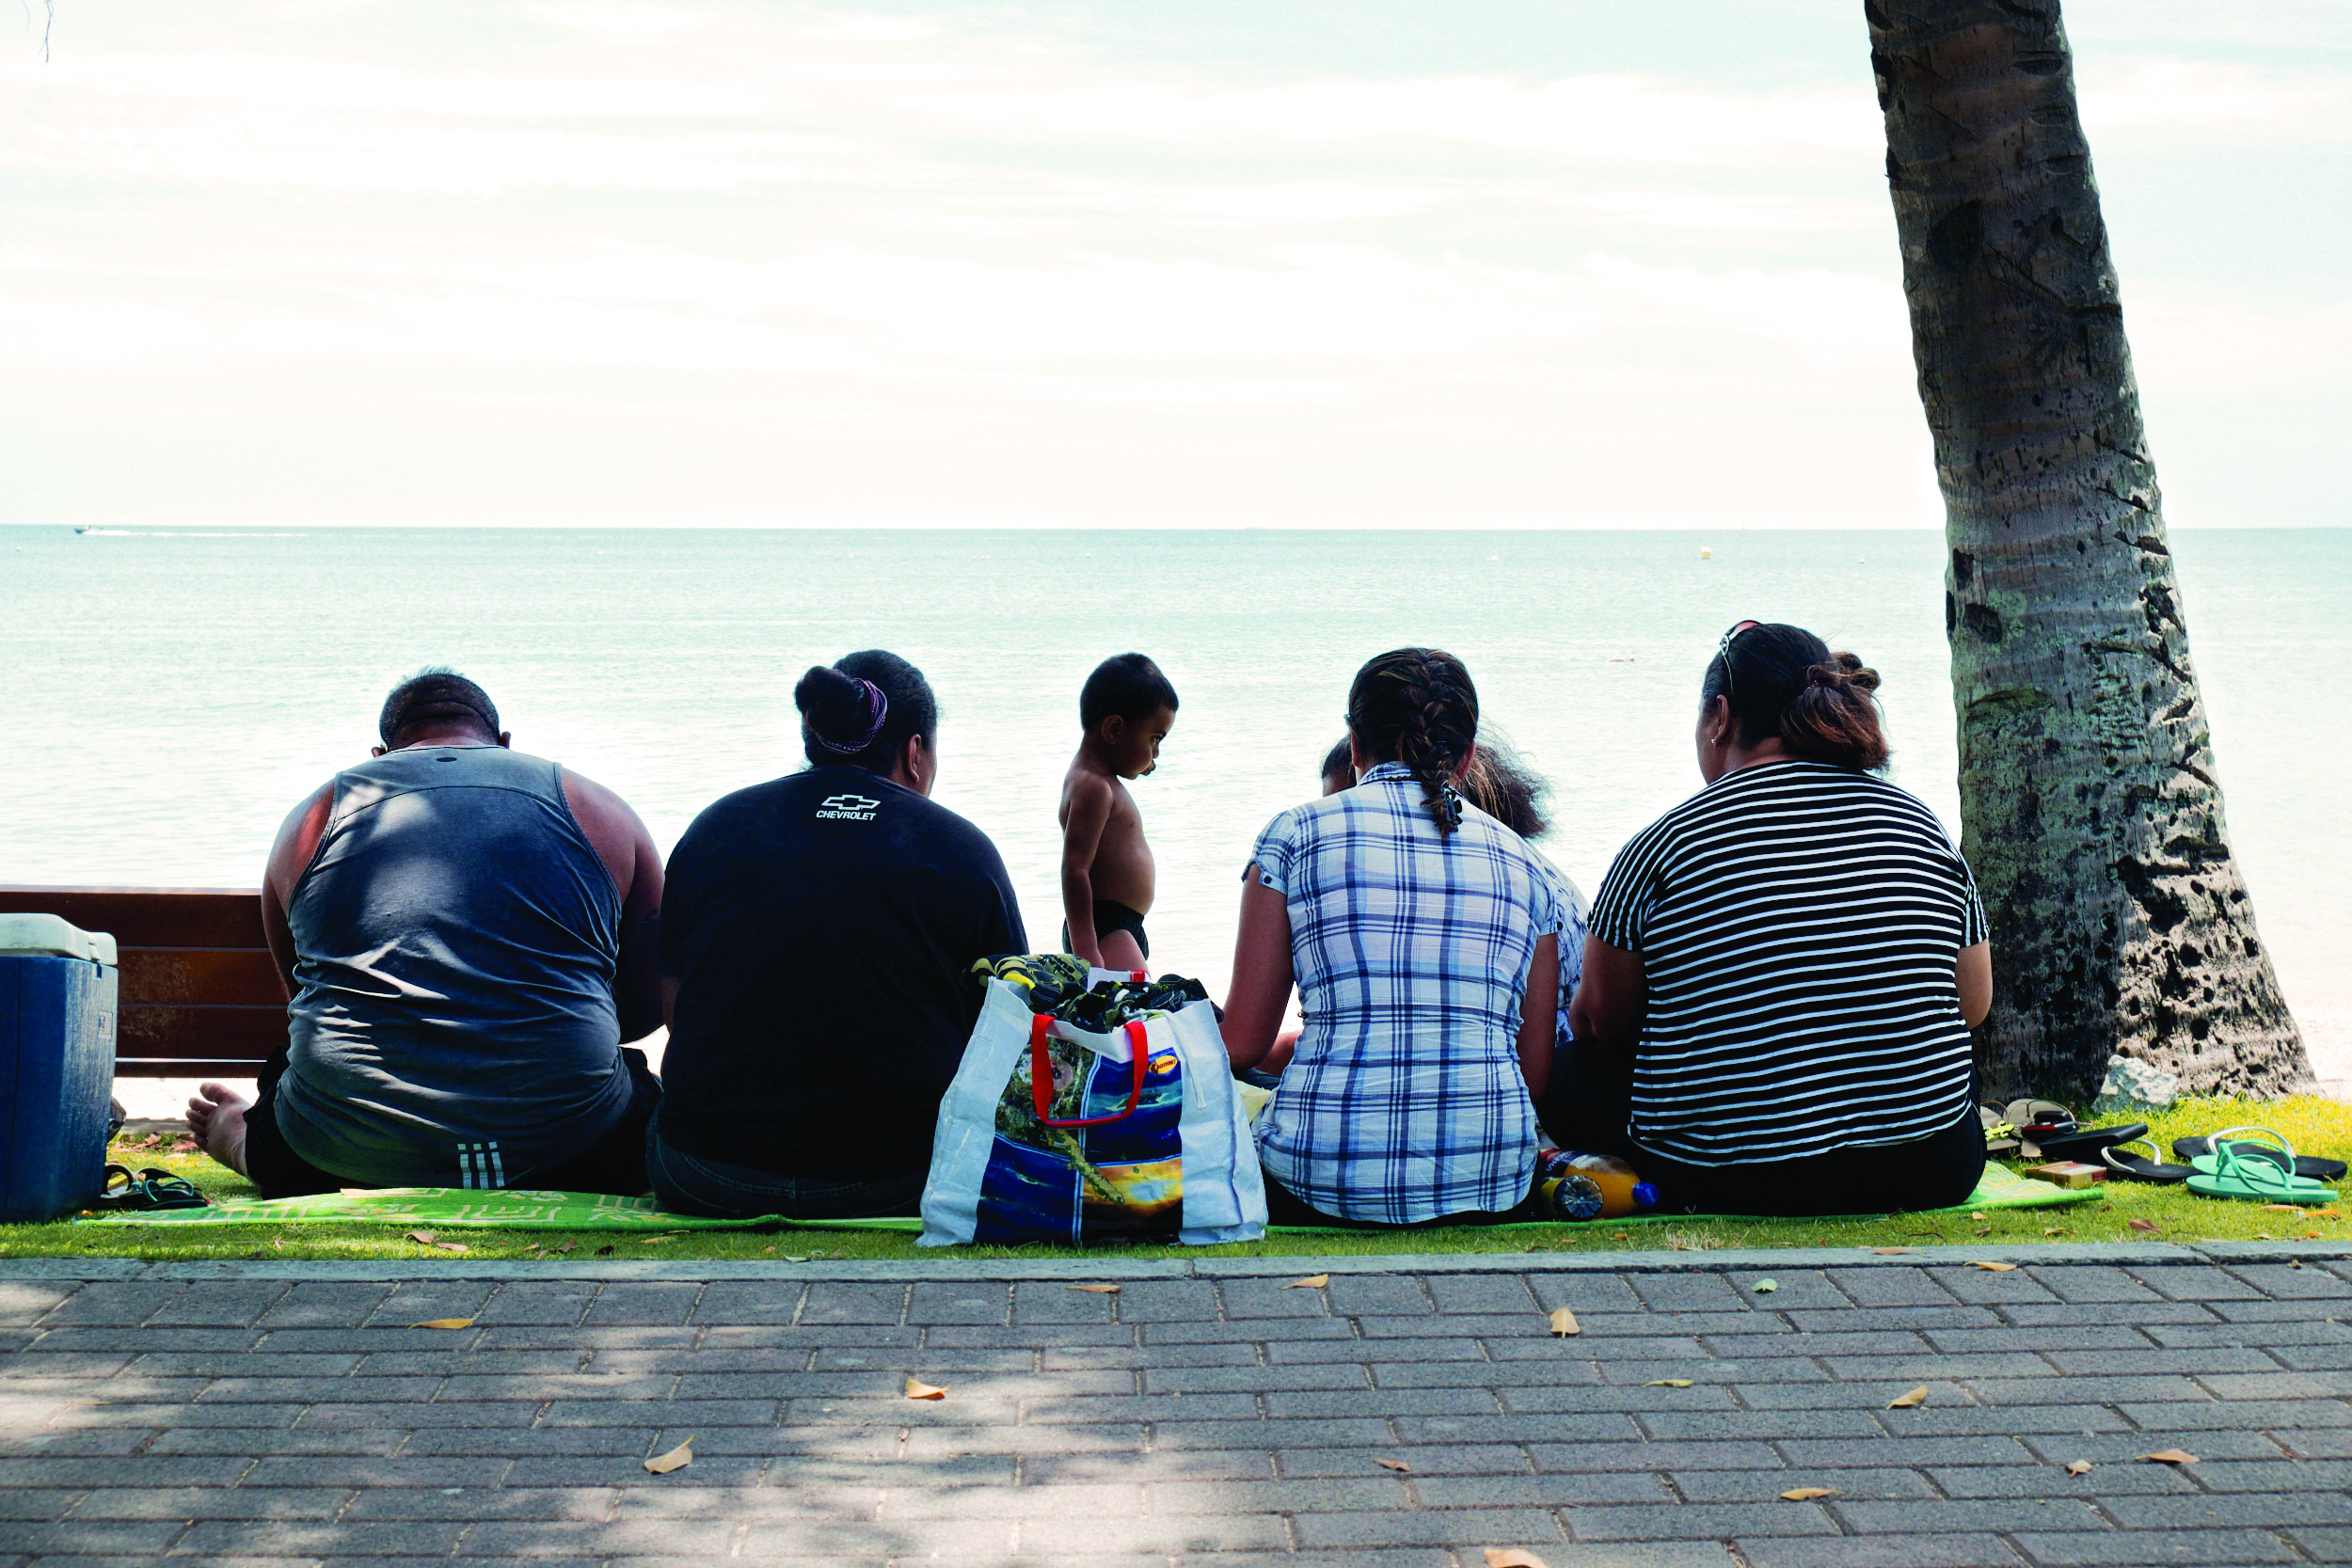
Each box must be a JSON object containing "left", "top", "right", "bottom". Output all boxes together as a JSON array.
[{"left": 1866, "top": 0, "right": 2309, "bottom": 1101}]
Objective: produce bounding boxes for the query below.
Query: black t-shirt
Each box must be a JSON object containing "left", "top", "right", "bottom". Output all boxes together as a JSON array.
[{"left": 655, "top": 766, "right": 1026, "bottom": 1178}]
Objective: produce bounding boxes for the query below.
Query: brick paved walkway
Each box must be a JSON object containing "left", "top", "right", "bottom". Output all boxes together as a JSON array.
[{"left": 6, "top": 1245, "right": 2352, "bottom": 1568}]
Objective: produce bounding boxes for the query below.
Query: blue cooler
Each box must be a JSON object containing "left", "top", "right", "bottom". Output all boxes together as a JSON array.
[{"left": 0, "top": 914, "right": 119, "bottom": 1223}]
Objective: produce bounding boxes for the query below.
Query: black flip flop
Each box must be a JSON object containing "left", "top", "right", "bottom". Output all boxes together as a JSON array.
[
  {"left": 2174, "top": 1136, "right": 2346, "bottom": 1183},
  {"left": 2101, "top": 1139, "right": 2192, "bottom": 1184},
  {"left": 88, "top": 1164, "right": 209, "bottom": 1212},
  {"left": 2032, "top": 1120, "right": 2150, "bottom": 1164}
]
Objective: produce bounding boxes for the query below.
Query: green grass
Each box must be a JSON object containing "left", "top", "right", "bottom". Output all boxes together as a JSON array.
[{"left": 9, "top": 1095, "right": 2347, "bottom": 1264}]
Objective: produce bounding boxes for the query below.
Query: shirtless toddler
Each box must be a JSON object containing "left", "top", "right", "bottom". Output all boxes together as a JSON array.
[{"left": 1060, "top": 653, "right": 1179, "bottom": 971}]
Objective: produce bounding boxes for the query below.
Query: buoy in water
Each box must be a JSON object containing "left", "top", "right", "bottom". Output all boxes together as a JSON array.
[{"left": 1700, "top": 546, "right": 1711, "bottom": 560}]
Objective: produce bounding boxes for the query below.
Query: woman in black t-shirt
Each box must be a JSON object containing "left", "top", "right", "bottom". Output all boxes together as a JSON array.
[
  {"left": 648, "top": 651, "right": 1026, "bottom": 1219},
  {"left": 1536, "top": 622, "right": 1993, "bottom": 1216}
]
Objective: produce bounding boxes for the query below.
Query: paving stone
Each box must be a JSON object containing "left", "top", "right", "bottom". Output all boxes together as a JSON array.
[
  {"left": 1529, "top": 1440, "right": 1780, "bottom": 1472},
  {"left": 2029, "top": 1266, "right": 2165, "bottom": 1304},
  {"left": 2227, "top": 1263, "right": 2352, "bottom": 1299},
  {"left": 1145, "top": 1363, "right": 1360, "bottom": 1393},
  {"left": 1293, "top": 1508, "right": 1565, "bottom": 1547},
  {"left": 2285, "top": 1527, "right": 2352, "bottom": 1561},
  {"left": 1669, "top": 1467, "right": 1934, "bottom": 1502},
  {"left": 1406, "top": 1471, "right": 1666, "bottom": 1507},
  {"left": 1274, "top": 1337, "right": 1485, "bottom": 1365},
  {"left": 1826, "top": 1270, "right": 1959, "bottom": 1309},
  {"left": 2006, "top": 1527, "right": 2300, "bottom": 1564},
  {"left": 1567, "top": 1500, "right": 1842, "bottom": 1541},
  {"left": 1106, "top": 1281, "right": 1220, "bottom": 1323},
  {"left": 2127, "top": 1266, "right": 2266, "bottom": 1302},
  {"left": 1626, "top": 1274, "right": 1752, "bottom": 1313},
  {"left": 1018, "top": 1511, "right": 1292, "bottom": 1554},
  {"left": 254, "top": 1285, "right": 395, "bottom": 1330},
  {"left": 1928, "top": 1462, "right": 2195, "bottom": 1497},
  {"left": 145, "top": 1284, "right": 293, "bottom": 1328},
  {"left": 1276, "top": 1444, "right": 1530, "bottom": 1478},
  {"left": 1143, "top": 1318, "right": 1356, "bottom": 1344},
  {"left": 1734, "top": 1535, "right": 2026, "bottom": 1568},
  {"left": 901, "top": 1283, "right": 1009, "bottom": 1325},
  {"left": 2100, "top": 1490, "right": 2352, "bottom": 1528},
  {"left": 1322, "top": 1276, "right": 1433, "bottom": 1318},
  {"left": 1425, "top": 1275, "right": 1536, "bottom": 1315},
  {"left": 580, "top": 1285, "right": 705, "bottom": 1326},
  {"left": 470, "top": 1283, "right": 598, "bottom": 1326},
  {"left": 1834, "top": 1497, "right": 2110, "bottom": 1532},
  {"left": 1522, "top": 1275, "right": 1644, "bottom": 1314},
  {"left": 33, "top": 1285, "right": 182, "bottom": 1326},
  {"left": 367, "top": 1284, "right": 496, "bottom": 1327},
  {"left": 1009, "top": 1281, "right": 1116, "bottom": 1325},
  {"left": 0, "top": 1283, "right": 74, "bottom": 1325},
  {"left": 1214, "top": 1279, "right": 1333, "bottom": 1319},
  {"left": 67, "top": 1487, "right": 349, "bottom": 1520}
]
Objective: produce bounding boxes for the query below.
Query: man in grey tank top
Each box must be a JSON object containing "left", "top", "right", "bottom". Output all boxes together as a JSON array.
[{"left": 184, "top": 670, "right": 665, "bottom": 1196}]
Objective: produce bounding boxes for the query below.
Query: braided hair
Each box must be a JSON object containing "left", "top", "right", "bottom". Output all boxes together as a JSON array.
[{"left": 1345, "top": 647, "right": 1479, "bottom": 836}]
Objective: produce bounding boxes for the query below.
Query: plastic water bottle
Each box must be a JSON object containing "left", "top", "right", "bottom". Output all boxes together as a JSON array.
[{"left": 1534, "top": 1148, "right": 1661, "bottom": 1221}]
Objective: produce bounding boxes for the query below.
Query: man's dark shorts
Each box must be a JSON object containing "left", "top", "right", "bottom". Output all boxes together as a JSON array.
[{"left": 243, "top": 1047, "right": 661, "bottom": 1199}]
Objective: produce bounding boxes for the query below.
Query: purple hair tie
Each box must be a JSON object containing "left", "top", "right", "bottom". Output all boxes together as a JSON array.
[{"left": 812, "top": 678, "right": 890, "bottom": 754}]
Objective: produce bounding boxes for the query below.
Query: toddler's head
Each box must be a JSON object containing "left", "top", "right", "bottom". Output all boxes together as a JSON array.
[{"left": 1079, "top": 653, "right": 1179, "bottom": 779}]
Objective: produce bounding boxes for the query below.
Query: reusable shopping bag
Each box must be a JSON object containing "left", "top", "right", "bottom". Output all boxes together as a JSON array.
[{"left": 919, "top": 957, "right": 1266, "bottom": 1247}]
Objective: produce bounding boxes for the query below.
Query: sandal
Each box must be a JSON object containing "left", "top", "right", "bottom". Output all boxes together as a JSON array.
[
  {"left": 2002, "top": 1100, "right": 2145, "bottom": 1163},
  {"left": 2174, "top": 1135, "right": 2346, "bottom": 1184},
  {"left": 88, "top": 1164, "right": 210, "bottom": 1212},
  {"left": 2100, "top": 1138, "right": 2192, "bottom": 1184},
  {"left": 2034, "top": 1120, "right": 2150, "bottom": 1164},
  {"left": 2185, "top": 1127, "right": 2337, "bottom": 1204}
]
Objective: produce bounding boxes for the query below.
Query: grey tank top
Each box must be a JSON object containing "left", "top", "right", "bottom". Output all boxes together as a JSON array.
[{"left": 273, "top": 745, "right": 629, "bottom": 1187}]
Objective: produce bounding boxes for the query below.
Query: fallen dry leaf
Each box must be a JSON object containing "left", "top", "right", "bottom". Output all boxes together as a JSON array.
[
  {"left": 781, "top": 1254, "right": 810, "bottom": 1263},
  {"left": 2127, "top": 1219, "right": 2161, "bottom": 1234},
  {"left": 2044, "top": 1227, "right": 2067, "bottom": 1236},
  {"left": 2263, "top": 1204, "right": 2306, "bottom": 1214},
  {"left": 2064, "top": 1461, "right": 2093, "bottom": 1476},
  {"left": 2256, "top": 1232, "right": 2274, "bottom": 1241},
  {"left": 1969, "top": 1261, "right": 2018, "bottom": 1272},
  {"left": 1610, "top": 1231, "right": 1629, "bottom": 1241},
  {"left": 1376, "top": 1458, "right": 1411, "bottom": 1473},
  {"left": 1751, "top": 1279, "right": 1779, "bottom": 1293},
  {"left": 1779, "top": 1487, "right": 1838, "bottom": 1501},
  {"left": 1969, "top": 1211, "right": 1987, "bottom": 1220},
  {"left": 644, "top": 1436, "right": 693, "bottom": 1474},
  {"left": 1973, "top": 1227, "right": 1993, "bottom": 1237},
  {"left": 1284, "top": 1274, "right": 1330, "bottom": 1290},
  {"left": 1482, "top": 1551, "right": 1549, "bottom": 1568},
  {"left": 431, "top": 1242, "right": 468, "bottom": 1254},
  {"left": 1644, "top": 1379, "right": 1694, "bottom": 1388},
  {"left": 1549, "top": 1308, "right": 1580, "bottom": 1338},
  {"left": 405, "top": 1230, "right": 437, "bottom": 1245},
  {"left": 410, "top": 1318, "right": 475, "bottom": 1331},
  {"left": 554, "top": 1240, "right": 577, "bottom": 1255},
  {"left": 1886, "top": 1386, "right": 1931, "bottom": 1409},
  {"left": 905, "top": 1378, "right": 947, "bottom": 1401},
  {"left": 2306, "top": 1232, "right": 2327, "bottom": 1240},
  {"left": 1870, "top": 1247, "right": 1910, "bottom": 1256},
  {"left": 1067, "top": 1284, "right": 1121, "bottom": 1294},
  {"left": 2138, "top": 1449, "right": 2200, "bottom": 1465},
  {"left": 632, "top": 1234, "right": 678, "bottom": 1244}
]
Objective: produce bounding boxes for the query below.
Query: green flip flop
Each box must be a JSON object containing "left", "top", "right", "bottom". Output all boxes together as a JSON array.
[{"left": 2184, "top": 1126, "right": 2336, "bottom": 1204}]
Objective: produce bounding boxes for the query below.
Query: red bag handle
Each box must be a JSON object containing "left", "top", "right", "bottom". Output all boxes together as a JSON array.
[{"left": 1030, "top": 1015, "right": 1150, "bottom": 1127}]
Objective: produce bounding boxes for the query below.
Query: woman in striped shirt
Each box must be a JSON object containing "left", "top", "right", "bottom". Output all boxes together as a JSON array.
[{"left": 1538, "top": 622, "right": 1994, "bottom": 1215}]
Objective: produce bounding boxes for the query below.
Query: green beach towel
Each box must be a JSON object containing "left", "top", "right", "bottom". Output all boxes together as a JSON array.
[{"left": 75, "top": 1163, "right": 2091, "bottom": 1233}]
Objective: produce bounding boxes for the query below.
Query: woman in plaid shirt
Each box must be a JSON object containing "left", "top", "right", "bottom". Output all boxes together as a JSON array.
[{"left": 1221, "top": 648, "right": 1567, "bottom": 1227}]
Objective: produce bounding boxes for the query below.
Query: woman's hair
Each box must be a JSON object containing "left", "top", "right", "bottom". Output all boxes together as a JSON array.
[
  {"left": 1458, "top": 742, "right": 1549, "bottom": 839},
  {"left": 1318, "top": 736, "right": 1353, "bottom": 792},
  {"left": 795, "top": 649, "right": 938, "bottom": 772},
  {"left": 1702, "top": 623, "right": 1890, "bottom": 772},
  {"left": 1345, "top": 647, "right": 1479, "bottom": 835}
]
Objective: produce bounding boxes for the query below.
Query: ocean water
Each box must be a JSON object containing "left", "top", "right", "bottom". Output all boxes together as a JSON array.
[{"left": 3, "top": 525, "right": 2344, "bottom": 1090}]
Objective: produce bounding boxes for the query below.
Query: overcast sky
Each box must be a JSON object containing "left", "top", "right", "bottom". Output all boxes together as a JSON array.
[{"left": 5, "top": 1, "right": 2346, "bottom": 529}]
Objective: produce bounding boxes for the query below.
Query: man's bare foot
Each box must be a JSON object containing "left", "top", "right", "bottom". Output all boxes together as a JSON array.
[{"left": 185, "top": 1082, "right": 252, "bottom": 1178}]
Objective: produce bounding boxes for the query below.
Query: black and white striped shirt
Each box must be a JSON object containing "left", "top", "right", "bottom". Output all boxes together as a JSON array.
[{"left": 1588, "top": 761, "right": 1988, "bottom": 1167}]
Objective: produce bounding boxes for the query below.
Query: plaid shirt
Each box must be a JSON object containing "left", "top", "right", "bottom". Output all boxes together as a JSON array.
[{"left": 1249, "top": 762, "right": 1565, "bottom": 1224}]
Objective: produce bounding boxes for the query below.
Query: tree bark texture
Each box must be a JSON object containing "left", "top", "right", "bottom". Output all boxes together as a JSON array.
[{"left": 1866, "top": 0, "right": 2308, "bottom": 1101}]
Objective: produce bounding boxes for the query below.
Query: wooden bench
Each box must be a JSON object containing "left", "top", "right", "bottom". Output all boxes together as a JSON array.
[{"left": 0, "top": 888, "right": 284, "bottom": 1077}]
